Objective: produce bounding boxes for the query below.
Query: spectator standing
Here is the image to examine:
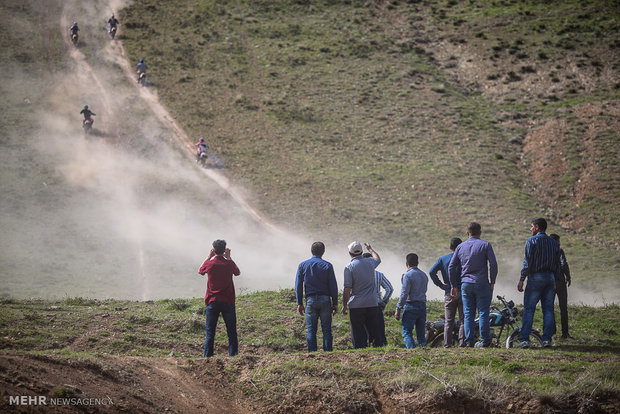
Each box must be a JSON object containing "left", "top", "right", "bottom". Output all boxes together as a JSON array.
[
  {"left": 341, "top": 242, "right": 383, "bottom": 348},
  {"left": 448, "top": 222, "right": 498, "bottom": 348},
  {"left": 517, "top": 218, "right": 560, "bottom": 348},
  {"left": 295, "top": 242, "right": 339, "bottom": 352},
  {"left": 549, "top": 234, "right": 572, "bottom": 339},
  {"left": 394, "top": 253, "right": 428, "bottom": 348},
  {"left": 429, "top": 237, "right": 464, "bottom": 347},
  {"left": 198, "top": 240, "right": 241, "bottom": 357},
  {"left": 363, "top": 253, "right": 394, "bottom": 346}
]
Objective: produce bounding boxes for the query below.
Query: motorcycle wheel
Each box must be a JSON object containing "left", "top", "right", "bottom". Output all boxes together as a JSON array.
[
  {"left": 430, "top": 333, "right": 444, "bottom": 348},
  {"left": 506, "top": 329, "right": 544, "bottom": 348}
]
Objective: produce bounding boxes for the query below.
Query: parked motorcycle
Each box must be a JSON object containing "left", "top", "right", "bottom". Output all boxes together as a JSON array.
[{"left": 425, "top": 295, "right": 544, "bottom": 348}]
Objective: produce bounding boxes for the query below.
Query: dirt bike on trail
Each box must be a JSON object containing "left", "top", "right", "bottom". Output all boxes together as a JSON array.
[
  {"left": 109, "top": 25, "right": 117, "bottom": 39},
  {"left": 425, "top": 295, "right": 544, "bottom": 348},
  {"left": 71, "top": 32, "right": 79, "bottom": 46},
  {"left": 82, "top": 118, "right": 93, "bottom": 134},
  {"left": 138, "top": 71, "right": 147, "bottom": 86}
]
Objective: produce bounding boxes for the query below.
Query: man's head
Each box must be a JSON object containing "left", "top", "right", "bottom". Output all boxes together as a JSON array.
[
  {"left": 212, "top": 239, "right": 227, "bottom": 255},
  {"left": 467, "top": 222, "right": 482, "bottom": 237},
  {"left": 531, "top": 217, "right": 547, "bottom": 235},
  {"left": 348, "top": 241, "right": 363, "bottom": 257},
  {"left": 406, "top": 253, "right": 418, "bottom": 268},
  {"left": 549, "top": 233, "right": 560, "bottom": 246},
  {"left": 450, "top": 237, "right": 463, "bottom": 251},
  {"left": 311, "top": 241, "right": 325, "bottom": 257}
]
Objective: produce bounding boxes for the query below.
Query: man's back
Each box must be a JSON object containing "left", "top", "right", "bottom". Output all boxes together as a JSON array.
[
  {"left": 296, "top": 256, "right": 337, "bottom": 304},
  {"left": 451, "top": 237, "right": 497, "bottom": 284},
  {"left": 344, "top": 256, "right": 379, "bottom": 308},
  {"left": 200, "top": 256, "right": 240, "bottom": 304},
  {"left": 398, "top": 267, "right": 428, "bottom": 306},
  {"left": 522, "top": 232, "right": 559, "bottom": 277}
]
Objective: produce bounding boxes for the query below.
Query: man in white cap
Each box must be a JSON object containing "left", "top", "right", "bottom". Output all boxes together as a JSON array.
[{"left": 342, "top": 241, "right": 383, "bottom": 348}]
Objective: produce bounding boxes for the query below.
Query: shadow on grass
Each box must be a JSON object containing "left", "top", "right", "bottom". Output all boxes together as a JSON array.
[{"left": 553, "top": 344, "right": 620, "bottom": 354}]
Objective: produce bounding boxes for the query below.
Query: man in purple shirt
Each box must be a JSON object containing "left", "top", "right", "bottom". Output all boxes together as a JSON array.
[{"left": 448, "top": 222, "right": 498, "bottom": 348}]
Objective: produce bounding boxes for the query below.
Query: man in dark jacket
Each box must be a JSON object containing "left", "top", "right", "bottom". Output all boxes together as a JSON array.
[{"left": 550, "top": 233, "right": 572, "bottom": 339}]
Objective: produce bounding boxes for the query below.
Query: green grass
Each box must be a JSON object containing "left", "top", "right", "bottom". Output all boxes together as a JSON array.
[
  {"left": 1, "top": 291, "right": 618, "bottom": 411},
  {"left": 118, "top": 0, "right": 620, "bottom": 302}
]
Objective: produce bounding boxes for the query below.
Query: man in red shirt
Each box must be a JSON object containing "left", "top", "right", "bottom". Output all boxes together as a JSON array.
[{"left": 198, "top": 239, "right": 241, "bottom": 357}]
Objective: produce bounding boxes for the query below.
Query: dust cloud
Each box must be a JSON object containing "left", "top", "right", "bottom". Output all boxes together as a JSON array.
[{"left": 0, "top": 0, "right": 606, "bottom": 307}]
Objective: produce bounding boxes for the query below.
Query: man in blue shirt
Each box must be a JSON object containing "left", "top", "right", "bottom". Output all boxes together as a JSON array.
[
  {"left": 517, "top": 218, "right": 560, "bottom": 348},
  {"left": 295, "top": 242, "right": 338, "bottom": 352},
  {"left": 448, "top": 222, "right": 498, "bottom": 348},
  {"left": 394, "top": 253, "right": 428, "bottom": 348},
  {"left": 429, "top": 237, "right": 464, "bottom": 347},
  {"left": 342, "top": 241, "right": 383, "bottom": 348}
]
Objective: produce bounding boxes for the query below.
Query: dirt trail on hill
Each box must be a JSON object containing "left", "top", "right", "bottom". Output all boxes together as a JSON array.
[
  {"left": 0, "top": 0, "right": 309, "bottom": 300},
  {"left": 60, "top": 0, "right": 269, "bottom": 227}
]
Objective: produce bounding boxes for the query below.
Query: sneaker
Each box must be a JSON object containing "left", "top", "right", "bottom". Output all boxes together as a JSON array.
[
  {"left": 516, "top": 341, "right": 530, "bottom": 349},
  {"left": 474, "top": 341, "right": 491, "bottom": 348},
  {"left": 542, "top": 340, "right": 552, "bottom": 348}
]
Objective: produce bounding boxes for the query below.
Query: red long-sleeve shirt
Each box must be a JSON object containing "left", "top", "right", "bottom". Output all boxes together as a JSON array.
[{"left": 198, "top": 256, "right": 240, "bottom": 305}]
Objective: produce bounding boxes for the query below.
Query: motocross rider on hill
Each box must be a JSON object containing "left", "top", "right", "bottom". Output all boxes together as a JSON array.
[
  {"left": 108, "top": 14, "right": 119, "bottom": 33},
  {"left": 136, "top": 58, "right": 147, "bottom": 82},
  {"left": 69, "top": 22, "right": 79, "bottom": 36},
  {"left": 80, "top": 105, "right": 96, "bottom": 125},
  {"left": 195, "top": 137, "right": 208, "bottom": 162}
]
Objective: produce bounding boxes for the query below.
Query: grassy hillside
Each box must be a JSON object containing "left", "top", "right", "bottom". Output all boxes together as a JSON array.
[
  {"left": 1, "top": 292, "right": 619, "bottom": 412},
  {"left": 119, "top": 0, "right": 620, "bottom": 299}
]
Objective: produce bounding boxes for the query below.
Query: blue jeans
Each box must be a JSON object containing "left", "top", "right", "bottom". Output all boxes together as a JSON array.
[
  {"left": 401, "top": 302, "right": 426, "bottom": 348},
  {"left": 520, "top": 272, "right": 556, "bottom": 342},
  {"left": 204, "top": 301, "right": 238, "bottom": 357},
  {"left": 461, "top": 282, "right": 492, "bottom": 345},
  {"left": 305, "top": 295, "right": 333, "bottom": 351}
]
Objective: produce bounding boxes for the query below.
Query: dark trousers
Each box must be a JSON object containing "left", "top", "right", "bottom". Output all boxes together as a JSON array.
[
  {"left": 555, "top": 282, "right": 569, "bottom": 336},
  {"left": 204, "top": 301, "right": 238, "bottom": 357},
  {"left": 444, "top": 294, "right": 465, "bottom": 347},
  {"left": 368, "top": 306, "right": 388, "bottom": 346},
  {"left": 349, "top": 306, "right": 383, "bottom": 348}
]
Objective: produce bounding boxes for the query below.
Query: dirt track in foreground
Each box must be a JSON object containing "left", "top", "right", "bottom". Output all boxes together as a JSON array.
[{"left": 0, "top": 353, "right": 244, "bottom": 413}]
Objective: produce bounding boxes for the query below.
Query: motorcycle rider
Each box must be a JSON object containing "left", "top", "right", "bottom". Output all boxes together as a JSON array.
[
  {"left": 195, "top": 137, "right": 208, "bottom": 162},
  {"left": 80, "top": 105, "right": 96, "bottom": 125},
  {"left": 108, "top": 14, "right": 119, "bottom": 33},
  {"left": 69, "top": 22, "right": 79, "bottom": 37},
  {"left": 136, "top": 58, "right": 147, "bottom": 82}
]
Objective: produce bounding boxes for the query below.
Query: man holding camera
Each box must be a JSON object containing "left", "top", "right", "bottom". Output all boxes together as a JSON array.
[{"left": 198, "top": 239, "right": 241, "bottom": 357}]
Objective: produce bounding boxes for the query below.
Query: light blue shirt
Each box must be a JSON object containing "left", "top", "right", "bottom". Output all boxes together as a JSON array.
[
  {"left": 344, "top": 256, "right": 380, "bottom": 309},
  {"left": 396, "top": 266, "right": 428, "bottom": 311}
]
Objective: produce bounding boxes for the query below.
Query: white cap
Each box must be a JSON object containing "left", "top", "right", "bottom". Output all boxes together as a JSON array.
[{"left": 348, "top": 241, "right": 363, "bottom": 255}]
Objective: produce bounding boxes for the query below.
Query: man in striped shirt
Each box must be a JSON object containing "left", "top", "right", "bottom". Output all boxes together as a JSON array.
[
  {"left": 517, "top": 217, "right": 560, "bottom": 348},
  {"left": 364, "top": 253, "right": 394, "bottom": 346}
]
